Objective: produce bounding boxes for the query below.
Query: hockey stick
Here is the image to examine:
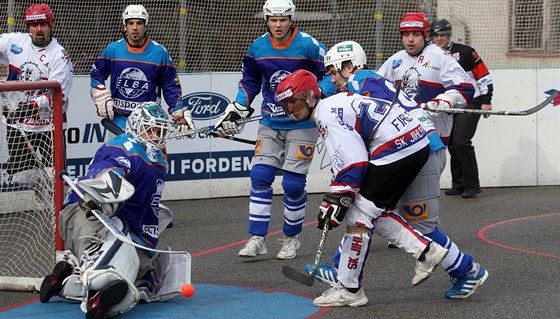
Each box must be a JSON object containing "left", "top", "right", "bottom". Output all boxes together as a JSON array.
[
  {"left": 101, "top": 118, "right": 257, "bottom": 145},
  {"left": 282, "top": 218, "right": 330, "bottom": 287},
  {"left": 168, "top": 110, "right": 285, "bottom": 139},
  {"left": 60, "top": 171, "right": 187, "bottom": 255},
  {"left": 429, "top": 90, "right": 558, "bottom": 116}
]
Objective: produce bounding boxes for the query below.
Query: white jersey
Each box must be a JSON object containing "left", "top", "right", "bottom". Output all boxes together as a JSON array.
[
  {"left": 0, "top": 32, "right": 73, "bottom": 131},
  {"left": 378, "top": 43, "right": 474, "bottom": 144},
  {"left": 315, "top": 92, "right": 429, "bottom": 195}
]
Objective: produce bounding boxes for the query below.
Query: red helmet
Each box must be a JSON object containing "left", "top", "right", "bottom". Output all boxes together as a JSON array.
[
  {"left": 399, "top": 12, "right": 430, "bottom": 38},
  {"left": 24, "top": 4, "right": 54, "bottom": 27},
  {"left": 276, "top": 69, "right": 320, "bottom": 103}
]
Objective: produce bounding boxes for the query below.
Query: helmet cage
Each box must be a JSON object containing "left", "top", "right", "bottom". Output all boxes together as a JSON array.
[{"left": 126, "top": 102, "right": 171, "bottom": 151}]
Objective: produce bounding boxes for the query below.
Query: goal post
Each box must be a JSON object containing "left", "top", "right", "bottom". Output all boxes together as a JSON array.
[{"left": 0, "top": 80, "right": 64, "bottom": 291}]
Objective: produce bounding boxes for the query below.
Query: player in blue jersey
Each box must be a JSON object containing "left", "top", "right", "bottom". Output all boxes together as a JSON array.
[
  {"left": 39, "top": 102, "right": 189, "bottom": 318},
  {"left": 214, "top": 0, "right": 327, "bottom": 260},
  {"left": 89, "top": 4, "right": 194, "bottom": 134}
]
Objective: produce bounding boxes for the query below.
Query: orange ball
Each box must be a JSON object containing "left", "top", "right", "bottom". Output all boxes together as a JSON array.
[{"left": 181, "top": 283, "right": 195, "bottom": 297}]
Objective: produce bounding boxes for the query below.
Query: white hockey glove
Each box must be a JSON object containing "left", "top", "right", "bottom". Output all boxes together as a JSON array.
[
  {"left": 90, "top": 85, "right": 115, "bottom": 120},
  {"left": 214, "top": 102, "right": 253, "bottom": 135},
  {"left": 317, "top": 192, "right": 354, "bottom": 230},
  {"left": 171, "top": 108, "right": 196, "bottom": 138},
  {"left": 422, "top": 93, "right": 456, "bottom": 117}
]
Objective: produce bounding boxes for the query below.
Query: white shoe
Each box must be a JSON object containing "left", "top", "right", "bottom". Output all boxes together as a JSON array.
[
  {"left": 276, "top": 235, "right": 300, "bottom": 260},
  {"left": 412, "top": 241, "right": 449, "bottom": 286},
  {"left": 238, "top": 236, "right": 267, "bottom": 257},
  {"left": 313, "top": 283, "right": 368, "bottom": 307}
]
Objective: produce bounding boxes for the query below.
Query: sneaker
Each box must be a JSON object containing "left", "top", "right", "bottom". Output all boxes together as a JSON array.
[
  {"left": 86, "top": 280, "right": 128, "bottom": 319},
  {"left": 462, "top": 188, "right": 482, "bottom": 199},
  {"left": 305, "top": 263, "right": 338, "bottom": 286},
  {"left": 444, "top": 188, "right": 464, "bottom": 196},
  {"left": 387, "top": 242, "right": 398, "bottom": 248},
  {"left": 276, "top": 235, "right": 300, "bottom": 260},
  {"left": 313, "top": 283, "right": 368, "bottom": 307},
  {"left": 444, "top": 266, "right": 489, "bottom": 299},
  {"left": 39, "top": 261, "right": 73, "bottom": 303},
  {"left": 238, "top": 236, "right": 267, "bottom": 257},
  {"left": 412, "top": 241, "right": 449, "bottom": 286}
]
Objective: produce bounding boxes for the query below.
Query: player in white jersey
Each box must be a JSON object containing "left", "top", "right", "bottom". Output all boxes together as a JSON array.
[
  {"left": 0, "top": 3, "right": 73, "bottom": 190},
  {"left": 377, "top": 12, "right": 489, "bottom": 299},
  {"left": 276, "top": 69, "right": 449, "bottom": 307}
]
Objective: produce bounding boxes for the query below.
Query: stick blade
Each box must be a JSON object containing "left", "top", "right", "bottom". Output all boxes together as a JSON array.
[{"left": 282, "top": 265, "right": 316, "bottom": 287}]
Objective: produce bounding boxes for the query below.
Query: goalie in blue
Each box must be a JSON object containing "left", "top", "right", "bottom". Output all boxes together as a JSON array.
[{"left": 39, "top": 102, "right": 188, "bottom": 319}]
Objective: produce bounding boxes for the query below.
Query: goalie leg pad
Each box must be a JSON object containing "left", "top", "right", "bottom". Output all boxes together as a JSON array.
[
  {"left": 398, "top": 149, "right": 445, "bottom": 234},
  {"left": 79, "top": 217, "right": 140, "bottom": 317},
  {"left": 138, "top": 250, "right": 192, "bottom": 302},
  {"left": 158, "top": 204, "right": 174, "bottom": 234}
]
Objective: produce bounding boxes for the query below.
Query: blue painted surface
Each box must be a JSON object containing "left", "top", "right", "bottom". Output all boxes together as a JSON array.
[{"left": 0, "top": 284, "right": 320, "bottom": 319}]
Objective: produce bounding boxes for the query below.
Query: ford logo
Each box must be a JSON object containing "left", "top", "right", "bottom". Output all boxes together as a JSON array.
[{"left": 181, "top": 92, "right": 230, "bottom": 120}]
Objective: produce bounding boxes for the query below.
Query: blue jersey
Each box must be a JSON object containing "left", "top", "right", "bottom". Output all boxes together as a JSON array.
[
  {"left": 90, "top": 38, "right": 183, "bottom": 117},
  {"left": 65, "top": 134, "right": 168, "bottom": 249},
  {"left": 235, "top": 27, "right": 327, "bottom": 130}
]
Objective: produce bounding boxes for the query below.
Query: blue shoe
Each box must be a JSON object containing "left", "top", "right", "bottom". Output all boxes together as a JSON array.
[
  {"left": 305, "top": 262, "right": 339, "bottom": 287},
  {"left": 444, "top": 266, "right": 489, "bottom": 299}
]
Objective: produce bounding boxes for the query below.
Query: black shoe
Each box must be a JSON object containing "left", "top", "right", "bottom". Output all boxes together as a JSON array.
[
  {"left": 39, "top": 261, "right": 73, "bottom": 303},
  {"left": 445, "top": 188, "right": 464, "bottom": 196},
  {"left": 86, "top": 280, "right": 128, "bottom": 319},
  {"left": 462, "top": 188, "right": 482, "bottom": 198}
]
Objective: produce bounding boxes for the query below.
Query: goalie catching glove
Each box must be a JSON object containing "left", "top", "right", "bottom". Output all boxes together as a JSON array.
[
  {"left": 421, "top": 93, "right": 456, "bottom": 117},
  {"left": 91, "top": 85, "right": 115, "bottom": 120},
  {"left": 214, "top": 102, "right": 254, "bottom": 135},
  {"left": 170, "top": 108, "right": 196, "bottom": 138},
  {"left": 317, "top": 192, "right": 354, "bottom": 230}
]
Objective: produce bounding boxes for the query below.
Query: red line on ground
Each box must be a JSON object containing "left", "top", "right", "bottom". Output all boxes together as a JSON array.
[
  {"left": 0, "top": 298, "right": 39, "bottom": 312},
  {"left": 476, "top": 212, "right": 560, "bottom": 259},
  {"left": 191, "top": 220, "right": 317, "bottom": 258}
]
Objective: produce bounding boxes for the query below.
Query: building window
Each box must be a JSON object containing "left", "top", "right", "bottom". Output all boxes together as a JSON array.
[{"left": 510, "top": 0, "right": 560, "bottom": 55}]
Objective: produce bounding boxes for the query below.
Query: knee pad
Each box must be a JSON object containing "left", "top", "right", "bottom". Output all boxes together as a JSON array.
[
  {"left": 250, "top": 164, "right": 276, "bottom": 190},
  {"left": 281, "top": 170, "right": 306, "bottom": 198},
  {"left": 80, "top": 218, "right": 140, "bottom": 316},
  {"left": 401, "top": 196, "right": 440, "bottom": 234}
]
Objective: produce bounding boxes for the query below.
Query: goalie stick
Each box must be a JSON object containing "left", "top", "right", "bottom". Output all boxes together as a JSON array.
[
  {"left": 60, "top": 171, "right": 187, "bottom": 255},
  {"left": 429, "top": 90, "right": 558, "bottom": 116},
  {"left": 101, "top": 117, "right": 258, "bottom": 145},
  {"left": 282, "top": 217, "right": 330, "bottom": 287}
]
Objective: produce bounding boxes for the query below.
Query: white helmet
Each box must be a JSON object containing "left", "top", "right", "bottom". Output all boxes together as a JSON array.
[
  {"left": 325, "top": 41, "right": 367, "bottom": 71},
  {"left": 126, "top": 102, "right": 171, "bottom": 162},
  {"left": 262, "top": 0, "right": 296, "bottom": 21},
  {"left": 122, "top": 4, "right": 149, "bottom": 25}
]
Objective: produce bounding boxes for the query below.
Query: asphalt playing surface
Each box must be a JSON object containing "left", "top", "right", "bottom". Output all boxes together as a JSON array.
[{"left": 1, "top": 185, "right": 559, "bottom": 318}]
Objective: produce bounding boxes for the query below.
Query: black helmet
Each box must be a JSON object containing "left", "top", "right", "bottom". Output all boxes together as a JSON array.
[{"left": 431, "top": 19, "right": 452, "bottom": 36}]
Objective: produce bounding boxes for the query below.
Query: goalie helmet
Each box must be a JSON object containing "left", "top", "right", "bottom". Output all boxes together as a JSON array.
[
  {"left": 431, "top": 19, "right": 452, "bottom": 36},
  {"left": 24, "top": 3, "right": 54, "bottom": 27},
  {"left": 122, "top": 4, "right": 149, "bottom": 25},
  {"left": 126, "top": 102, "right": 171, "bottom": 162},
  {"left": 399, "top": 12, "right": 431, "bottom": 38},
  {"left": 325, "top": 41, "right": 367, "bottom": 71},
  {"left": 263, "top": 0, "right": 296, "bottom": 21}
]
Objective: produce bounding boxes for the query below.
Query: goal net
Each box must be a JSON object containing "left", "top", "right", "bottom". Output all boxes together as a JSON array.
[
  {"left": 0, "top": 80, "right": 64, "bottom": 291},
  {"left": 1, "top": 0, "right": 557, "bottom": 77}
]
